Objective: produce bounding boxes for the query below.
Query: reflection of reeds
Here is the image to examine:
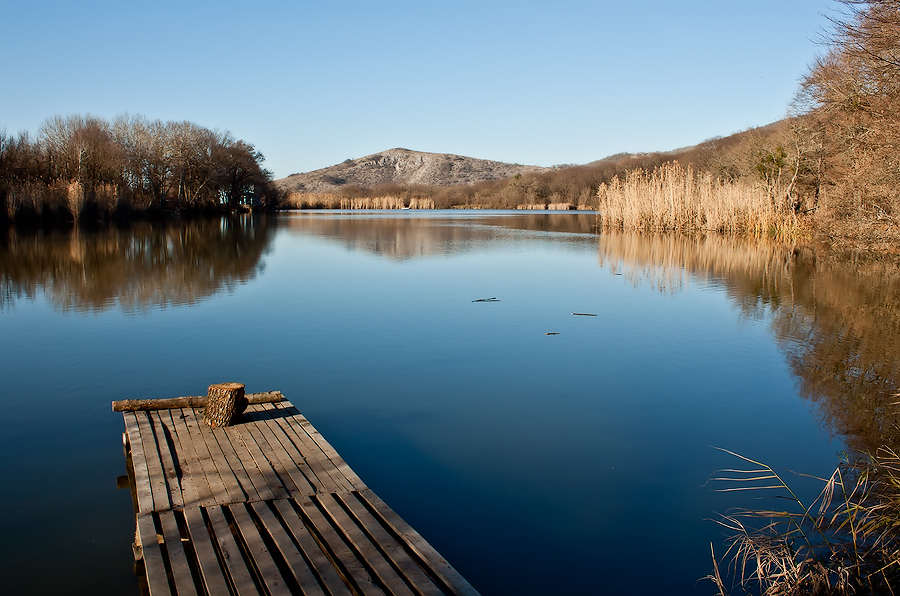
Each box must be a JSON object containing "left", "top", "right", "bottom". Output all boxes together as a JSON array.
[
  {"left": 597, "top": 232, "right": 796, "bottom": 294},
  {"left": 598, "top": 232, "right": 900, "bottom": 453},
  {"left": 597, "top": 163, "right": 801, "bottom": 237},
  {"left": 285, "top": 192, "right": 435, "bottom": 210},
  {"left": 709, "top": 448, "right": 900, "bottom": 595}
]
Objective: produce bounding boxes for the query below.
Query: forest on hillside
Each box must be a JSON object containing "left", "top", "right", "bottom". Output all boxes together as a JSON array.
[{"left": 0, "top": 115, "right": 277, "bottom": 225}]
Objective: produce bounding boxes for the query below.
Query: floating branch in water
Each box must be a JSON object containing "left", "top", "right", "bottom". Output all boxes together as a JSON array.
[
  {"left": 571, "top": 312, "right": 597, "bottom": 316},
  {"left": 472, "top": 297, "right": 500, "bottom": 302},
  {"left": 545, "top": 332, "right": 560, "bottom": 335}
]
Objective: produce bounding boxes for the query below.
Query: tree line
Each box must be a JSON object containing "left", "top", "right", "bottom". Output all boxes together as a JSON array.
[{"left": 0, "top": 114, "right": 278, "bottom": 226}]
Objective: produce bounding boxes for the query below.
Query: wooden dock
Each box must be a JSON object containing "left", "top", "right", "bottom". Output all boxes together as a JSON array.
[{"left": 120, "top": 392, "right": 480, "bottom": 596}]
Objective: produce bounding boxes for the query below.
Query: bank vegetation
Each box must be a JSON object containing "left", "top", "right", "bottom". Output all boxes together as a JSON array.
[{"left": 0, "top": 114, "right": 278, "bottom": 226}]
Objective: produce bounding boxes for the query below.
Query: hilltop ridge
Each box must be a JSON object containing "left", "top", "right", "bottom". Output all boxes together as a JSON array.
[{"left": 275, "top": 148, "right": 551, "bottom": 193}]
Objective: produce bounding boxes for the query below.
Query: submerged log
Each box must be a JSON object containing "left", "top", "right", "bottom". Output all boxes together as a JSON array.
[
  {"left": 203, "top": 383, "right": 247, "bottom": 428},
  {"left": 112, "top": 391, "right": 283, "bottom": 412}
]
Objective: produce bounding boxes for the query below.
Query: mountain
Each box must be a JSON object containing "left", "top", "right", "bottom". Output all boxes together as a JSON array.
[{"left": 275, "top": 148, "right": 551, "bottom": 194}]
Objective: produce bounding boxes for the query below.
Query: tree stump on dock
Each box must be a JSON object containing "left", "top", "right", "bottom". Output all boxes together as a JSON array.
[{"left": 203, "top": 383, "right": 247, "bottom": 428}]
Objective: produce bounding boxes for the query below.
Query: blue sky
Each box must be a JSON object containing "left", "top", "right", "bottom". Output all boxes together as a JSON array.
[{"left": 2, "top": 0, "right": 832, "bottom": 178}]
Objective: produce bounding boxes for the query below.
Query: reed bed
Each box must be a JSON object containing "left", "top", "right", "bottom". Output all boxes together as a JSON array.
[
  {"left": 597, "top": 163, "right": 802, "bottom": 237},
  {"left": 515, "top": 203, "right": 576, "bottom": 210},
  {"left": 285, "top": 193, "right": 435, "bottom": 210},
  {"left": 709, "top": 447, "right": 900, "bottom": 595}
]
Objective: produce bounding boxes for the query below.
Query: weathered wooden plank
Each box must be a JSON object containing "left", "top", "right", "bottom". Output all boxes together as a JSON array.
[
  {"left": 261, "top": 407, "right": 345, "bottom": 493},
  {"left": 182, "top": 506, "right": 232, "bottom": 596},
  {"left": 159, "top": 410, "right": 200, "bottom": 508},
  {"left": 240, "top": 416, "right": 303, "bottom": 496},
  {"left": 284, "top": 405, "right": 366, "bottom": 490},
  {"left": 151, "top": 412, "right": 184, "bottom": 509},
  {"left": 294, "top": 410, "right": 367, "bottom": 491},
  {"left": 271, "top": 500, "right": 354, "bottom": 596},
  {"left": 182, "top": 412, "right": 232, "bottom": 507},
  {"left": 264, "top": 409, "right": 340, "bottom": 495},
  {"left": 158, "top": 510, "right": 198, "bottom": 596},
  {"left": 136, "top": 412, "right": 172, "bottom": 512},
  {"left": 167, "top": 410, "right": 216, "bottom": 508},
  {"left": 337, "top": 492, "right": 444, "bottom": 596},
  {"left": 138, "top": 514, "right": 172, "bottom": 596},
  {"left": 218, "top": 426, "right": 278, "bottom": 502},
  {"left": 259, "top": 417, "right": 323, "bottom": 495},
  {"left": 230, "top": 504, "right": 292, "bottom": 596},
  {"left": 247, "top": 409, "right": 320, "bottom": 496},
  {"left": 296, "top": 497, "right": 386, "bottom": 596},
  {"left": 194, "top": 424, "right": 246, "bottom": 505},
  {"left": 316, "top": 493, "right": 417, "bottom": 596},
  {"left": 212, "top": 426, "right": 266, "bottom": 503},
  {"left": 206, "top": 505, "right": 259, "bottom": 596},
  {"left": 225, "top": 427, "right": 276, "bottom": 501},
  {"left": 125, "top": 412, "right": 155, "bottom": 514},
  {"left": 250, "top": 501, "right": 329, "bottom": 596},
  {"left": 358, "top": 489, "right": 480, "bottom": 596},
  {"left": 231, "top": 422, "right": 291, "bottom": 501}
]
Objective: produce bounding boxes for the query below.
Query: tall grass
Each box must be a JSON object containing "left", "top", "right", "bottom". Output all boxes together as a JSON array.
[
  {"left": 284, "top": 192, "right": 435, "bottom": 210},
  {"left": 597, "top": 162, "right": 802, "bottom": 237},
  {"left": 709, "top": 447, "right": 900, "bottom": 595},
  {"left": 515, "top": 202, "right": 579, "bottom": 210}
]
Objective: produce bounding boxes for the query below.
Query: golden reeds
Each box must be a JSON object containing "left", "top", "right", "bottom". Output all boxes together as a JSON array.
[
  {"left": 596, "top": 162, "right": 802, "bottom": 238},
  {"left": 709, "top": 447, "right": 900, "bottom": 595},
  {"left": 284, "top": 193, "right": 435, "bottom": 210},
  {"left": 515, "top": 203, "right": 575, "bottom": 210}
]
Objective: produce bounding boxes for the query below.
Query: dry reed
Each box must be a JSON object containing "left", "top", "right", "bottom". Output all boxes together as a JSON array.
[
  {"left": 709, "top": 447, "right": 900, "bottom": 595},
  {"left": 515, "top": 203, "right": 575, "bottom": 210},
  {"left": 597, "top": 162, "right": 802, "bottom": 237},
  {"left": 284, "top": 192, "right": 434, "bottom": 210}
]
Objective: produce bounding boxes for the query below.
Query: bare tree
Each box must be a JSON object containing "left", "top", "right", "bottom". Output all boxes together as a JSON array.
[{"left": 798, "top": 0, "right": 900, "bottom": 216}]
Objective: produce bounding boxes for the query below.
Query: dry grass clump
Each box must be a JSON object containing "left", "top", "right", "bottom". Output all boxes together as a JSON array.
[
  {"left": 709, "top": 447, "right": 900, "bottom": 595},
  {"left": 284, "top": 192, "right": 434, "bottom": 210},
  {"left": 597, "top": 162, "right": 803, "bottom": 238}
]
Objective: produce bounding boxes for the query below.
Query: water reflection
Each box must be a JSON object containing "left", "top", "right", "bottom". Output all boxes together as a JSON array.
[
  {"left": 3, "top": 212, "right": 895, "bottom": 456},
  {"left": 0, "top": 216, "right": 274, "bottom": 312},
  {"left": 283, "top": 211, "right": 597, "bottom": 259},
  {"left": 598, "top": 232, "right": 900, "bottom": 454}
]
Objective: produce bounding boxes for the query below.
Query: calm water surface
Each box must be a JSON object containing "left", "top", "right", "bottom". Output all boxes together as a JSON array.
[{"left": 2, "top": 211, "right": 898, "bottom": 595}]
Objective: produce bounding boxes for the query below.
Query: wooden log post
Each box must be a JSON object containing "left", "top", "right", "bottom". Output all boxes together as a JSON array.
[
  {"left": 203, "top": 382, "right": 247, "bottom": 428},
  {"left": 111, "top": 391, "right": 284, "bottom": 412}
]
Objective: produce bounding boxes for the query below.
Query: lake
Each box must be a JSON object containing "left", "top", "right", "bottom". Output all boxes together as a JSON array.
[{"left": 2, "top": 211, "right": 897, "bottom": 595}]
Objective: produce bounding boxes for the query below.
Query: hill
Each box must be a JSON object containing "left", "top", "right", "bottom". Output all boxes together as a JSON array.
[
  {"left": 275, "top": 123, "right": 794, "bottom": 212},
  {"left": 275, "top": 148, "right": 551, "bottom": 194}
]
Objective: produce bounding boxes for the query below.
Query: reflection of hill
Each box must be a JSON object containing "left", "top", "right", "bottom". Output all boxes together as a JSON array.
[
  {"left": 598, "top": 233, "right": 900, "bottom": 454},
  {"left": 0, "top": 216, "right": 273, "bottom": 312},
  {"left": 283, "top": 212, "right": 597, "bottom": 259}
]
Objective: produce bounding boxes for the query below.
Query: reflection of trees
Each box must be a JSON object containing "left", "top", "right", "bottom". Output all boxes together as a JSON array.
[
  {"left": 283, "top": 213, "right": 598, "bottom": 259},
  {"left": 0, "top": 216, "right": 273, "bottom": 312},
  {"left": 598, "top": 233, "right": 900, "bottom": 453}
]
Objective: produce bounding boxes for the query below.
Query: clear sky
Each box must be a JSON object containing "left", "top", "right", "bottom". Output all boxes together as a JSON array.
[{"left": 1, "top": 0, "right": 833, "bottom": 179}]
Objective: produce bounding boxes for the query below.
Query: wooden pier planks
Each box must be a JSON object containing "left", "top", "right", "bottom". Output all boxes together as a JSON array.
[{"left": 121, "top": 397, "right": 479, "bottom": 596}]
